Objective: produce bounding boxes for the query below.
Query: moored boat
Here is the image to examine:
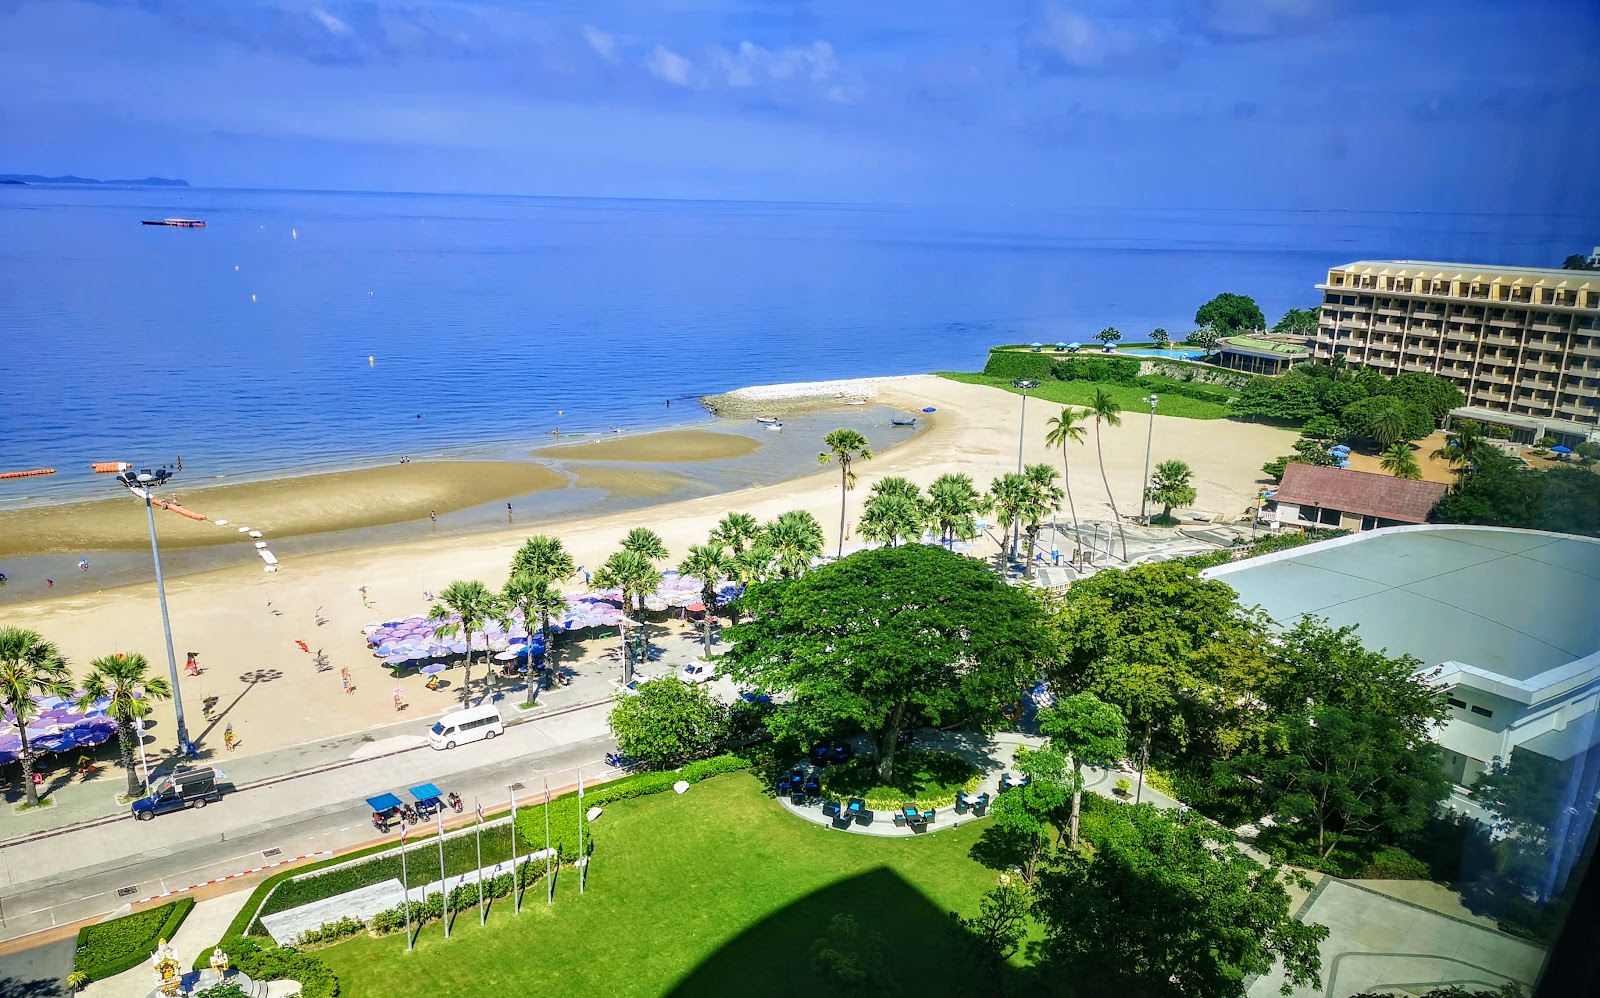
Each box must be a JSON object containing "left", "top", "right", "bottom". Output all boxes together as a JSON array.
[{"left": 142, "top": 218, "right": 206, "bottom": 227}]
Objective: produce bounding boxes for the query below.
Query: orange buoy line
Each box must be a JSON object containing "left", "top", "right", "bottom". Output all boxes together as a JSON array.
[
  {"left": 155, "top": 498, "right": 207, "bottom": 521},
  {"left": 0, "top": 468, "right": 55, "bottom": 480},
  {"left": 91, "top": 461, "right": 133, "bottom": 474}
]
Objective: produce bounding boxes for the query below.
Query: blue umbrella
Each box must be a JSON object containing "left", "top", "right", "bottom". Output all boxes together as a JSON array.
[
  {"left": 1067, "top": 341, "right": 1081, "bottom": 349},
  {"left": 922, "top": 407, "right": 936, "bottom": 413},
  {"left": 1054, "top": 341, "right": 1067, "bottom": 348},
  {"left": 1029, "top": 341, "right": 1043, "bottom": 348},
  {"left": 383, "top": 653, "right": 410, "bottom": 666},
  {"left": 1551, "top": 445, "right": 1572, "bottom": 454},
  {"left": 421, "top": 663, "right": 446, "bottom": 675}
]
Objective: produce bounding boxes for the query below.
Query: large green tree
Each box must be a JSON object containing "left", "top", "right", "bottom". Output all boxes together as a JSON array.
[
  {"left": 1341, "top": 395, "right": 1434, "bottom": 448},
  {"left": 77, "top": 652, "right": 172, "bottom": 799},
  {"left": 926, "top": 472, "right": 982, "bottom": 550},
  {"left": 1374, "top": 371, "right": 1466, "bottom": 422},
  {"left": 1038, "top": 693, "right": 1127, "bottom": 848},
  {"left": 723, "top": 545, "right": 1047, "bottom": 780},
  {"left": 1195, "top": 292, "right": 1266, "bottom": 332},
  {"left": 710, "top": 512, "right": 761, "bottom": 555},
  {"left": 987, "top": 746, "right": 1070, "bottom": 883},
  {"left": 1033, "top": 803, "right": 1328, "bottom": 998},
  {"left": 1093, "top": 326, "right": 1123, "bottom": 347},
  {"left": 621, "top": 527, "right": 669, "bottom": 564},
  {"left": 1232, "top": 377, "right": 1323, "bottom": 424},
  {"left": 819, "top": 428, "right": 873, "bottom": 558},
  {"left": 1, "top": 629, "right": 73, "bottom": 806},
  {"left": 607, "top": 676, "right": 724, "bottom": 769}
]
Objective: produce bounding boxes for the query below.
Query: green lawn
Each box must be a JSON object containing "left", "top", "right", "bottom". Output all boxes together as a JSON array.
[
  {"left": 319, "top": 772, "right": 1007, "bottom": 997},
  {"left": 936, "top": 372, "right": 1233, "bottom": 420}
]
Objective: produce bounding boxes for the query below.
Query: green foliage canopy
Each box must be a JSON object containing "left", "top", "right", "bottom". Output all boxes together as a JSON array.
[
  {"left": 1194, "top": 292, "right": 1266, "bottom": 332},
  {"left": 608, "top": 676, "right": 726, "bottom": 769}
]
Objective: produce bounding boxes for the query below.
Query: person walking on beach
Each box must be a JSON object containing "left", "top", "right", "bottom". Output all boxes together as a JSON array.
[
  {"left": 46, "top": 578, "right": 53, "bottom": 589},
  {"left": 224, "top": 724, "right": 238, "bottom": 752},
  {"left": 429, "top": 510, "right": 437, "bottom": 524},
  {"left": 506, "top": 502, "right": 513, "bottom": 517},
  {"left": 176, "top": 455, "right": 183, "bottom": 470}
]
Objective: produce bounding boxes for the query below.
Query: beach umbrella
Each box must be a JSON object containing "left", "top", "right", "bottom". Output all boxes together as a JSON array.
[
  {"left": 686, "top": 601, "right": 707, "bottom": 613},
  {"left": 1067, "top": 341, "right": 1080, "bottom": 349},
  {"left": 0, "top": 748, "right": 18, "bottom": 765},
  {"left": 383, "top": 653, "right": 410, "bottom": 666},
  {"left": 37, "top": 695, "right": 67, "bottom": 710},
  {"left": 1029, "top": 341, "right": 1043, "bottom": 348},
  {"left": 421, "top": 663, "right": 446, "bottom": 675},
  {"left": 1055, "top": 341, "right": 1067, "bottom": 348},
  {"left": 493, "top": 649, "right": 523, "bottom": 661},
  {"left": 1551, "top": 445, "right": 1572, "bottom": 454}
]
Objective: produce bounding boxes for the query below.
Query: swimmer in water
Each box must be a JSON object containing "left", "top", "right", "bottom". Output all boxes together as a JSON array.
[{"left": 79, "top": 559, "right": 89, "bottom": 571}]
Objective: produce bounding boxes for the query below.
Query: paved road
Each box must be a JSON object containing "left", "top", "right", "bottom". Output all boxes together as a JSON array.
[{"left": 0, "top": 700, "right": 619, "bottom": 943}]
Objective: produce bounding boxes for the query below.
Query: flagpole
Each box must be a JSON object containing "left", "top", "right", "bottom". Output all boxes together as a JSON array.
[
  {"left": 585, "top": 764, "right": 592, "bottom": 895},
  {"left": 475, "top": 798, "right": 486, "bottom": 926},
  {"left": 509, "top": 785, "right": 521, "bottom": 916},
  {"left": 436, "top": 809, "right": 449, "bottom": 939},
  {"left": 400, "top": 819, "right": 413, "bottom": 952},
  {"left": 543, "top": 776, "right": 553, "bottom": 905}
]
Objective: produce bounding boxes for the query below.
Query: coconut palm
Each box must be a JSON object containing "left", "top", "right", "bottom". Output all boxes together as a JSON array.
[
  {"left": 0, "top": 628, "right": 73, "bottom": 807},
  {"left": 1043, "top": 406, "right": 1088, "bottom": 563},
  {"left": 1432, "top": 420, "right": 1493, "bottom": 473},
  {"left": 1380, "top": 442, "right": 1423, "bottom": 480},
  {"left": 679, "top": 543, "right": 733, "bottom": 655},
  {"left": 510, "top": 535, "right": 575, "bottom": 585},
  {"left": 428, "top": 580, "right": 504, "bottom": 698},
  {"left": 710, "top": 512, "right": 761, "bottom": 555},
  {"left": 765, "top": 510, "right": 826, "bottom": 578},
  {"left": 74, "top": 653, "right": 170, "bottom": 799},
  {"left": 592, "top": 549, "right": 660, "bottom": 685},
  {"left": 1145, "top": 459, "right": 1198, "bottom": 522},
  {"left": 986, "top": 472, "right": 1032, "bottom": 569},
  {"left": 858, "top": 493, "right": 926, "bottom": 548},
  {"left": 621, "top": 527, "right": 669, "bottom": 564},
  {"left": 503, "top": 572, "right": 564, "bottom": 707},
  {"left": 728, "top": 544, "right": 776, "bottom": 623},
  {"left": 1022, "top": 463, "right": 1064, "bottom": 571},
  {"left": 926, "top": 472, "right": 981, "bottom": 550},
  {"left": 818, "top": 428, "right": 873, "bottom": 558},
  {"left": 1088, "top": 388, "right": 1129, "bottom": 561}
]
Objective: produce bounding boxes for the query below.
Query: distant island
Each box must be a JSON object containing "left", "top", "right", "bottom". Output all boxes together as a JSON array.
[{"left": 0, "top": 173, "right": 189, "bottom": 187}]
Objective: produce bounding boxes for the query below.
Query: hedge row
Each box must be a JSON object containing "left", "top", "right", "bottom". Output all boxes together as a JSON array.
[
  {"left": 981, "top": 350, "right": 1142, "bottom": 385},
  {"left": 209, "top": 937, "right": 339, "bottom": 998},
  {"left": 74, "top": 896, "right": 194, "bottom": 983},
  {"left": 512, "top": 752, "right": 750, "bottom": 850}
]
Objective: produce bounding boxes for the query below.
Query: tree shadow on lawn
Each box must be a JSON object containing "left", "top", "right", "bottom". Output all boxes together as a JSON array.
[{"left": 663, "top": 866, "right": 1022, "bottom": 998}]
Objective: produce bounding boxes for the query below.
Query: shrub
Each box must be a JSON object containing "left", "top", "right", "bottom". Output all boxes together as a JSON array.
[
  {"left": 293, "top": 915, "right": 366, "bottom": 949},
  {"left": 979, "top": 350, "right": 1142, "bottom": 386},
  {"left": 1362, "top": 845, "right": 1431, "bottom": 880},
  {"left": 230, "top": 940, "right": 338, "bottom": 998},
  {"left": 74, "top": 897, "right": 194, "bottom": 983},
  {"left": 816, "top": 750, "right": 982, "bottom": 810},
  {"left": 192, "top": 982, "right": 249, "bottom": 998},
  {"left": 1113, "top": 778, "right": 1131, "bottom": 797},
  {"left": 980, "top": 351, "right": 1058, "bottom": 382}
]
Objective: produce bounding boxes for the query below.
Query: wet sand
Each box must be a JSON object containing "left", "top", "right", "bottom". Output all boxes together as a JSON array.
[
  {"left": 0, "top": 462, "right": 566, "bottom": 558},
  {"left": 536, "top": 429, "right": 762, "bottom": 463},
  {"left": 568, "top": 466, "right": 704, "bottom": 499}
]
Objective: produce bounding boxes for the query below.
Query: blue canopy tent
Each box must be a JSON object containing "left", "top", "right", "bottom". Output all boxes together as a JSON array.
[
  {"left": 1029, "top": 341, "right": 1044, "bottom": 351},
  {"left": 366, "top": 792, "right": 403, "bottom": 813},
  {"left": 1551, "top": 445, "right": 1573, "bottom": 455},
  {"left": 409, "top": 783, "right": 445, "bottom": 816}
]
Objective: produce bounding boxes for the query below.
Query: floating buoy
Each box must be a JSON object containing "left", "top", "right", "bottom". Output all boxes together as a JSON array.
[
  {"left": 0, "top": 468, "right": 54, "bottom": 480},
  {"left": 251, "top": 294, "right": 257, "bottom": 303},
  {"left": 90, "top": 461, "right": 132, "bottom": 474},
  {"left": 369, "top": 356, "right": 375, "bottom": 366},
  {"left": 292, "top": 228, "right": 298, "bottom": 239}
]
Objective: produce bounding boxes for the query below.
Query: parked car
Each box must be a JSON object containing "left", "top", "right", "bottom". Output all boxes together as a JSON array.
[
  {"left": 679, "top": 660, "right": 716, "bottom": 684},
  {"left": 131, "top": 767, "right": 226, "bottom": 820}
]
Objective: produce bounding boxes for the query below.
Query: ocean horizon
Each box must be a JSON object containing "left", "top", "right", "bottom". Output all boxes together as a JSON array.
[{"left": 4, "top": 183, "right": 1596, "bottom": 508}]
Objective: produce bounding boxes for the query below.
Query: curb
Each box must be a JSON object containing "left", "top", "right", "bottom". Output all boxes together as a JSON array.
[
  {"left": 0, "top": 696, "right": 611, "bottom": 851},
  {"left": 135, "top": 851, "right": 335, "bottom": 906}
]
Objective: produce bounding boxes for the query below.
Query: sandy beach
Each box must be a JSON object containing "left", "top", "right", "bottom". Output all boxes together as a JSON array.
[{"left": 0, "top": 375, "right": 1297, "bottom": 766}]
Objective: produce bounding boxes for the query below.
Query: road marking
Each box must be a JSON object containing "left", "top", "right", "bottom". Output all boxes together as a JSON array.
[{"left": 133, "top": 851, "right": 333, "bottom": 905}]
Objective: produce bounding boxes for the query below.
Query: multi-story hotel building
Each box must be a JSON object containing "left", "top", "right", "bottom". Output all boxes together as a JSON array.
[{"left": 1314, "top": 260, "right": 1600, "bottom": 443}]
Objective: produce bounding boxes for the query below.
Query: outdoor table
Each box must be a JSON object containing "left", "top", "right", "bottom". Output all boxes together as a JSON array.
[
  {"left": 901, "top": 805, "right": 920, "bottom": 824},
  {"left": 955, "top": 793, "right": 971, "bottom": 812}
]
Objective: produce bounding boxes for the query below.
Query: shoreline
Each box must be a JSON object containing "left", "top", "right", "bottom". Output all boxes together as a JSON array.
[{"left": 0, "top": 374, "right": 1298, "bottom": 765}]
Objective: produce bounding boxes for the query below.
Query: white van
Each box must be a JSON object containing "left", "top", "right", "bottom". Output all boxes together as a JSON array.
[{"left": 429, "top": 703, "right": 504, "bottom": 750}]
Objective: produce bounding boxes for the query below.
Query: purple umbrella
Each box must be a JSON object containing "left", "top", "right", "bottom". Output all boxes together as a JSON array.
[{"left": 421, "top": 663, "right": 446, "bottom": 675}]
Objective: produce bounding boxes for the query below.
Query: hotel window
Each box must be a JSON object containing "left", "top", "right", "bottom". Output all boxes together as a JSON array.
[
  {"left": 1470, "top": 705, "right": 1493, "bottom": 718},
  {"left": 1447, "top": 696, "right": 1467, "bottom": 709}
]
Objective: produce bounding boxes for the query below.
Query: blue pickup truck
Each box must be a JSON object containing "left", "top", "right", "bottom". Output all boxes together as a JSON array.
[{"left": 131, "top": 767, "right": 226, "bottom": 820}]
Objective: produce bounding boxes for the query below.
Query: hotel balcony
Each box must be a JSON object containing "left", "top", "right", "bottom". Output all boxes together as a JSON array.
[{"left": 1401, "top": 360, "right": 1436, "bottom": 374}]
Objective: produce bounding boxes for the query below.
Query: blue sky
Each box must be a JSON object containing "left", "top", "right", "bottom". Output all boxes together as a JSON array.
[{"left": 3, "top": 0, "right": 1596, "bottom": 210}]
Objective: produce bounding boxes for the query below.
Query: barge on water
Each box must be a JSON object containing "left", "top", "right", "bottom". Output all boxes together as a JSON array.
[{"left": 142, "top": 218, "right": 206, "bottom": 227}]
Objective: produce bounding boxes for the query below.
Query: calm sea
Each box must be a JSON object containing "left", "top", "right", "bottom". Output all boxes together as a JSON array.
[{"left": 3, "top": 185, "right": 1595, "bottom": 506}]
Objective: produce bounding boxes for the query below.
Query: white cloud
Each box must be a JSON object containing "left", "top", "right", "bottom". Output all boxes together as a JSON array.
[
  {"left": 581, "top": 24, "right": 616, "bottom": 62},
  {"left": 307, "top": 7, "right": 348, "bottom": 36},
  {"left": 712, "top": 40, "right": 838, "bottom": 88},
  {"left": 646, "top": 44, "right": 691, "bottom": 86}
]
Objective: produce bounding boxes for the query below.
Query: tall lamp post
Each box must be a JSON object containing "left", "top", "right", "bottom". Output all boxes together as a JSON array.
[
  {"left": 115, "top": 468, "right": 189, "bottom": 753},
  {"left": 1137, "top": 394, "right": 1159, "bottom": 525},
  {"left": 1010, "top": 379, "right": 1039, "bottom": 563}
]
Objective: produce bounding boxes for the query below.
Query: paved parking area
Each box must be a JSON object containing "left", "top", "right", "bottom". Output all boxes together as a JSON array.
[{"left": 1248, "top": 878, "right": 1546, "bottom": 998}]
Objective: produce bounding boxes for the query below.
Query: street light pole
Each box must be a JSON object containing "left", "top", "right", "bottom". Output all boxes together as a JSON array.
[
  {"left": 117, "top": 468, "right": 189, "bottom": 754},
  {"left": 1010, "top": 379, "right": 1039, "bottom": 564},
  {"left": 1138, "top": 394, "right": 1158, "bottom": 525}
]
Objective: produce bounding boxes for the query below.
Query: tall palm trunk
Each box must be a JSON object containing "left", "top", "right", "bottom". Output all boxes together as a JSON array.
[
  {"left": 1095, "top": 422, "right": 1128, "bottom": 561},
  {"left": 119, "top": 719, "right": 141, "bottom": 798},
  {"left": 701, "top": 584, "right": 716, "bottom": 656},
  {"left": 837, "top": 463, "right": 849, "bottom": 558},
  {"left": 18, "top": 729, "right": 37, "bottom": 806},
  {"left": 1060, "top": 444, "right": 1082, "bottom": 565},
  {"left": 462, "top": 626, "right": 474, "bottom": 697}
]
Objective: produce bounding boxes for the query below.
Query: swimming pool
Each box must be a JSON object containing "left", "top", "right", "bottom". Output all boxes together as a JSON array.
[{"left": 1120, "top": 348, "right": 1209, "bottom": 361}]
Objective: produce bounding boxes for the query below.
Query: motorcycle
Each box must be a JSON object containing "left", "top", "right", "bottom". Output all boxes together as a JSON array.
[
  {"left": 605, "top": 751, "right": 631, "bottom": 768},
  {"left": 447, "top": 791, "right": 463, "bottom": 813}
]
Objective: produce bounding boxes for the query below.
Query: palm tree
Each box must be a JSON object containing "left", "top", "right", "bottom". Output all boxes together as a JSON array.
[
  {"left": 621, "top": 527, "right": 669, "bottom": 564},
  {"left": 926, "top": 472, "right": 981, "bottom": 550},
  {"left": 765, "top": 510, "right": 825, "bottom": 577},
  {"left": 1380, "top": 442, "right": 1423, "bottom": 480},
  {"left": 728, "top": 544, "right": 776, "bottom": 623},
  {"left": 592, "top": 549, "right": 660, "bottom": 684},
  {"left": 1362, "top": 397, "right": 1411, "bottom": 449},
  {"left": 1088, "top": 388, "right": 1128, "bottom": 561},
  {"left": 858, "top": 494, "right": 925, "bottom": 548},
  {"left": 503, "top": 572, "right": 564, "bottom": 707},
  {"left": 1146, "top": 459, "right": 1198, "bottom": 522},
  {"left": 1043, "top": 406, "right": 1088, "bottom": 564},
  {"left": 818, "top": 428, "right": 872, "bottom": 558},
  {"left": 679, "top": 543, "right": 732, "bottom": 655},
  {"left": 986, "top": 472, "right": 1032, "bottom": 569},
  {"left": 75, "top": 653, "right": 171, "bottom": 799},
  {"left": 1022, "top": 464, "right": 1064, "bottom": 571},
  {"left": 0, "top": 628, "right": 73, "bottom": 806},
  {"left": 511, "top": 535, "right": 575, "bottom": 585},
  {"left": 1432, "top": 420, "right": 1493, "bottom": 473},
  {"left": 710, "top": 512, "right": 761, "bottom": 555},
  {"left": 428, "top": 580, "right": 503, "bottom": 698}
]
